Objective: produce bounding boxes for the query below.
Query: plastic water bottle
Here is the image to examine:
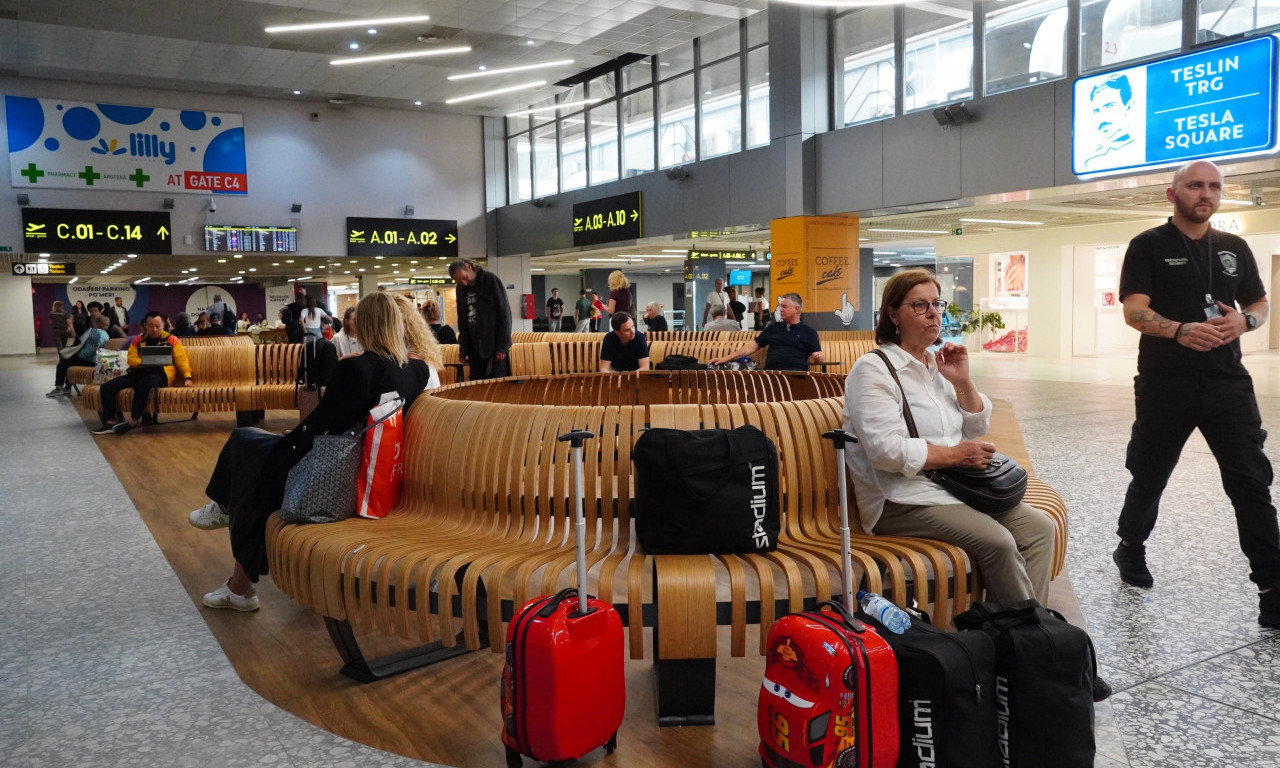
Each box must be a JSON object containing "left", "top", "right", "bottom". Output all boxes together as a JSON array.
[{"left": 858, "top": 590, "right": 912, "bottom": 634}]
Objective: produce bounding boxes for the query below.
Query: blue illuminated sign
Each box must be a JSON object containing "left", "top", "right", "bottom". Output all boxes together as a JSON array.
[{"left": 1072, "top": 36, "right": 1277, "bottom": 176}]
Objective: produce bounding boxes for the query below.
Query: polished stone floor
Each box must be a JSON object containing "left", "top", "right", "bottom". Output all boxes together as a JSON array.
[{"left": 3, "top": 349, "right": 1279, "bottom": 767}]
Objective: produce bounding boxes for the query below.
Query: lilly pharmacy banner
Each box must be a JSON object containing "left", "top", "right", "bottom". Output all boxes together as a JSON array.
[
  {"left": 6, "top": 95, "right": 248, "bottom": 194},
  {"left": 1072, "top": 35, "right": 1278, "bottom": 177}
]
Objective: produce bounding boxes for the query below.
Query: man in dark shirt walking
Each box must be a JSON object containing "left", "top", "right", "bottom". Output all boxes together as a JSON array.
[
  {"left": 546, "top": 288, "right": 565, "bottom": 331},
  {"left": 449, "top": 258, "right": 512, "bottom": 380},
  {"left": 711, "top": 292, "right": 822, "bottom": 371},
  {"left": 1113, "top": 159, "right": 1280, "bottom": 628}
]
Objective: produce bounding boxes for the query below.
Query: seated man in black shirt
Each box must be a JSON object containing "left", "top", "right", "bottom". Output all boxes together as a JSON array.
[
  {"left": 599, "top": 312, "right": 650, "bottom": 372},
  {"left": 711, "top": 292, "right": 823, "bottom": 371}
]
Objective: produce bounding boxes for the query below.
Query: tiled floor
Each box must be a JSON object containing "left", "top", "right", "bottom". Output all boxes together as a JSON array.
[{"left": 3, "top": 349, "right": 1280, "bottom": 766}]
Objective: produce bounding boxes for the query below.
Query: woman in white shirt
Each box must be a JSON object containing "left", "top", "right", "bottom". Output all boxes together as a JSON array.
[
  {"left": 333, "top": 306, "right": 364, "bottom": 358},
  {"left": 842, "top": 268, "right": 1054, "bottom": 605},
  {"left": 299, "top": 294, "right": 330, "bottom": 335}
]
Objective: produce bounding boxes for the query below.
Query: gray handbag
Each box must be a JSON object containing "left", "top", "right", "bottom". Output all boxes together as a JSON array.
[{"left": 279, "top": 397, "right": 404, "bottom": 524}]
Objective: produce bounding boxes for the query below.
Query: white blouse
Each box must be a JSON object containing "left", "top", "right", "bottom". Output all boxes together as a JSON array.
[{"left": 842, "top": 342, "right": 992, "bottom": 532}]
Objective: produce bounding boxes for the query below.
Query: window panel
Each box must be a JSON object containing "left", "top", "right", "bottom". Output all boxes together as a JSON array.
[
  {"left": 836, "top": 5, "right": 896, "bottom": 125},
  {"left": 508, "top": 133, "right": 531, "bottom": 203},
  {"left": 589, "top": 103, "right": 619, "bottom": 185},
  {"left": 1080, "top": 0, "right": 1182, "bottom": 71},
  {"left": 701, "top": 22, "right": 742, "bottom": 64},
  {"left": 533, "top": 122, "right": 558, "bottom": 197},
  {"left": 985, "top": 0, "right": 1068, "bottom": 95},
  {"left": 622, "top": 90, "right": 655, "bottom": 177},
  {"left": 659, "top": 73, "right": 696, "bottom": 168},
  {"left": 904, "top": 0, "right": 973, "bottom": 111},
  {"left": 746, "top": 46, "right": 770, "bottom": 148},
  {"left": 589, "top": 73, "right": 616, "bottom": 101},
  {"left": 659, "top": 43, "right": 695, "bottom": 79},
  {"left": 560, "top": 113, "right": 586, "bottom": 191},
  {"left": 701, "top": 57, "right": 742, "bottom": 159},
  {"left": 1199, "top": 0, "right": 1280, "bottom": 42},
  {"left": 530, "top": 96, "right": 557, "bottom": 128},
  {"left": 746, "top": 9, "right": 768, "bottom": 48},
  {"left": 622, "top": 58, "right": 652, "bottom": 92}
]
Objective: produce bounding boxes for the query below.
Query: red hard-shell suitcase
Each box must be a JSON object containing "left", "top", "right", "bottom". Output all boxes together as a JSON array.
[
  {"left": 500, "top": 430, "right": 625, "bottom": 768},
  {"left": 758, "top": 429, "right": 899, "bottom": 768},
  {"left": 758, "top": 602, "right": 899, "bottom": 768}
]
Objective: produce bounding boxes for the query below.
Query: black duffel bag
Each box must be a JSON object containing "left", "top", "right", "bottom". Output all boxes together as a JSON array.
[
  {"left": 654, "top": 354, "right": 706, "bottom": 370},
  {"left": 954, "top": 599, "right": 1097, "bottom": 768},
  {"left": 632, "top": 425, "right": 779, "bottom": 554}
]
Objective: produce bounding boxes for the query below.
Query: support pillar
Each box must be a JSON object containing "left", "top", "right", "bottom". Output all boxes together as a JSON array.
[{"left": 769, "top": 215, "right": 861, "bottom": 331}]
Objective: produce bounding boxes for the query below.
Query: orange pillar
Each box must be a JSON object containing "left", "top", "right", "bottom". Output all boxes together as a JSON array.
[{"left": 770, "top": 215, "right": 860, "bottom": 329}]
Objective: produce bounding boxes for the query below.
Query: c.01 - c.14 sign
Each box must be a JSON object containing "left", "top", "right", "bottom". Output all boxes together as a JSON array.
[
  {"left": 346, "top": 217, "right": 458, "bottom": 259},
  {"left": 21, "top": 208, "right": 172, "bottom": 254}
]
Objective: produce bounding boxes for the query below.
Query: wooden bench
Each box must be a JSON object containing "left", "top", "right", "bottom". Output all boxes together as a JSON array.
[
  {"left": 264, "top": 371, "right": 1068, "bottom": 725},
  {"left": 66, "top": 334, "right": 252, "bottom": 389}
]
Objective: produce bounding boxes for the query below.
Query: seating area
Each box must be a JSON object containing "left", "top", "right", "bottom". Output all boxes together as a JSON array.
[{"left": 264, "top": 369, "right": 1068, "bottom": 725}]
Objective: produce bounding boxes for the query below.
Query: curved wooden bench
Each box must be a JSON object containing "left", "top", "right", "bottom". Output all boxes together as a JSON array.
[{"left": 265, "top": 371, "right": 1068, "bottom": 724}]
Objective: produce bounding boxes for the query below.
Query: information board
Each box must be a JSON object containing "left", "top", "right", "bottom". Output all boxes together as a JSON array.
[
  {"left": 204, "top": 225, "right": 297, "bottom": 253},
  {"left": 1073, "top": 35, "right": 1278, "bottom": 176},
  {"left": 683, "top": 248, "right": 757, "bottom": 280},
  {"left": 573, "top": 192, "right": 642, "bottom": 247},
  {"left": 346, "top": 217, "right": 458, "bottom": 258},
  {"left": 21, "top": 208, "right": 172, "bottom": 254},
  {"left": 11, "top": 262, "right": 75, "bottom": 276}
]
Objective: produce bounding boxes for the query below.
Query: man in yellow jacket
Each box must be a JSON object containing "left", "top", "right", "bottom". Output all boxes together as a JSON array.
[{"left": 92, "top": 311, "right": 193, "bottom": 435}]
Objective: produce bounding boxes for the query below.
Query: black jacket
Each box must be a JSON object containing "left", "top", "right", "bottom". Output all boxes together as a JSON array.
[{"left": 456, "top": 265, "right": 511, "bottom": 360}]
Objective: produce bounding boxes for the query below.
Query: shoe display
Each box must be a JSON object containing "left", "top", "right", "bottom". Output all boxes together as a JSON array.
[
  {"left": 90, "top": 422, "right": 118, "bottom": 435},
  {"left": 202, "top": 582, "right": 259, "bottom": 612},
  {"left": 982, "top": 329, "right": 1029, "bottom": 353},
  {"left": 45, "top": 387, "right": 67, "bottom": 398},
  {"left": 1112, "top": 542, "right": 1154, "bottom": 588},
  {"left": 1260, "top": 589, "right": 1280, "bottom": 628},
  {"left": 188, "top": 501, "right": 230, "bottom": 530}
]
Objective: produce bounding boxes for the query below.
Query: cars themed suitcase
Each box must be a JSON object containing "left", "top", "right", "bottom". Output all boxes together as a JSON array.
[
  {"left": 757, "top": 429, "right": 899, "bottom": 768},
  {"left": 500, "top": 429, "right": 625, "bottom": 768}
]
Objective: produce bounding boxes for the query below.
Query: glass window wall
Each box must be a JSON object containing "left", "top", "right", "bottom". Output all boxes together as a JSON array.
[
  {"left": 1080, "top": 0, "right": 1183, "bottom": 71},
  {"left": 622, "top": 59, "right": 652, "bottom": 91},
  {"left": 904, "top": 0, "right": 973, "bottom": 112},
  {"left": 1198, "top": 0, "right": 1280, "bottom": 41},
  {"left": 836, "top": 5, "right": 896, "bottom": 125},
  {"left": 985, "top": 0, "right": 1068, "bottom": 95},
  {"left": 746, "top": 46, "right": 770, "bottom": 148},
  {"left": 659, "top": 42, "right": 695, "bottom": 79},
  {"left": 560, "top": 113, "right": 586, "bottom": 191},
  {"left": 659, "top": 73, "right": 697, "bottom": 168},
  {"left": 701, "top": 22, "right": 741, "bottom": 63},
  {"left": 532, "top": 122, "right": 558, "bottom": 197},
  {"left": 701, "top": 57, "right": 742, "bottom": 158},
  {"left": 508, "top": 133, "right": 530, "bottom": 203},
  {"left": 622, "top": 90, "right": 655, "bottom": 177},
  {"left": 589, "top": 102, "right": 619, "bottom": 185}
]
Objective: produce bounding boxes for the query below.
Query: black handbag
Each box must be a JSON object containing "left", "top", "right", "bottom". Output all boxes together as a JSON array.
[
  {"left": 870, "top": 349, "right": 1027, "bottom": 514},
  {"left": 632, "top": 425, "right": 779, "bottom": 554}
]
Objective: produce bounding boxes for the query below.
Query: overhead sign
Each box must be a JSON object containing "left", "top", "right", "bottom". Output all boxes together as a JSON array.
[
  {"left": 204, "top": 225, "right": 298, "bottom": 253},
  {"left": 684, "top": 248, "right": 757, "bottom": 280},
  {"left": 11, "top": 262, "right": 75, "bottom": 276},
  {"left": 6, "top": 96, "right": 248, "bottom": 194},
  {"left": 22, "top": 208, "right": 172, "bottom": 254},
  {"left": 407, "top": 277, "right": 454, "bottom": 285},
  {"left": 1073, "top": 35, "right": 1278, "bottom": 176},
  {"left": 346, "top": 217, "right": 459, "bottom": 258},
  {"left": 573, "top": 191, "right": 642, "bottom": 247}
]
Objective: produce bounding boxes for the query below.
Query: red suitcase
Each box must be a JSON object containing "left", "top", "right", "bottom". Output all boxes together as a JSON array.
[
  {"left": 500, "top": 430, "right": 625, "bottom": 768},
  {"left": 758, "top": 429, "right": 899, "bottom": 768}
]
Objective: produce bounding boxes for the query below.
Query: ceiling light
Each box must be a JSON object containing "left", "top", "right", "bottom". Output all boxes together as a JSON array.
[
  {"left": 771, "top": 1, "right": 899, "bottom": 7},
  {"left": 233, "top": 253, "right": 243, "bottom": 258},
  {"left": 358, "top": 268, "right": 366, "bottom": 272},
  {"left": 867, "top": 227, "right": 950, "bottom": 234},
  {"left": 292, "top": 89, "right": 302, "bottom": 95},
  {"left": 526, "top": 39, "right": 536, "bottom": 46},
  {"left": 414, "top": 100, "right": 422, "bottom": 106},
  {"left": 531, "top": 268, "right": 545, "bottom": 272},
  {"left": 286, "top": 259, "right": 295, "bottom": 263},
  {"left": 249, "top": 268, "right": 257, "bottom": 272},
  {"left": 958, "top": 217, "right": 1044, "bottom": 226},
  {"left": 506, "top": 98, "right": 601, "bottom": 117},
  {"left": 873, "top": 251, "right": 898, "bottom": 255},
  {"left": 68, "top": 277, "right": 78, "bottom": 284},
  {"left": 348, "top": 42, "right": 360, "bottom": 50},
  {"left": 126, "top": 254, "right": 136, "bottom": 258},
  {"left": 449, "top": 59, "right": 575, "bottom": 81},
  {"left": 578, "top": 257, "right": 634, "bottom": 262},
  {"left": 375, "top": 255, "right": 384, "bottom": 260},
  {"left": 1221, "top": 198, "right": 1256, "bottom": 205},
  {"left": 331, "top": 46, "right": 471, "bottom": 66},
  {"left": 367, "top": 28, "right": 377, "bottom": 35},
  {"left": 133, "top": 277, "right": 150, "bottom": 284},
  {"left": 218, "top": 258, "right": 227, "bottom": 263},
  {"left": 446, "top": 80, "right": 547, "bottom": 105},
  {"left": 661, "top": 249, "right": 687, "bottom": 253},
  {"left": 265, "top": 15, "right": 431, "bottom": 34}
]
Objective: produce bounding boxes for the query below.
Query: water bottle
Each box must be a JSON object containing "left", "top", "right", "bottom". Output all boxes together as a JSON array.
[{"left": 858, "top": 590, "right": 911, "bottom": 634}]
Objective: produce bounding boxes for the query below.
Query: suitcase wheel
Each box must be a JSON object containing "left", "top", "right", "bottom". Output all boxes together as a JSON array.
[
  {"left": 504, "top": 746, "right": 522, "bottom": 768},
  {"left": 604, "top": 731, "right": 618, "bottom": 754},
  {"left": 837, "top": 746, "right": 857, "bottom": 768}
]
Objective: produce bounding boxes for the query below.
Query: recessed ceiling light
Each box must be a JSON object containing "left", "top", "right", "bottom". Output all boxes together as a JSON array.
[
  {"left": 478, "top": 65, "right": 487, "bottom": 71},
  {"left": 414, "top": 100, "right": 422, "bottom": 106},
  {"left": 233, "top": 253, "right": 243, "bottom": 258},
  {"left": 349, "top": 42, "right": 360, "bottom": 50},
  {"left": 367, "top": 28, "right": 377, "bottom": 35},
  {"left": 249, "top": 268, "right": 257, "bottom": 272},
  {"left": 526, "top": 39, "right": 536, "bottom": 46},
  {"left": 272, "top": 262, "right": 279, "bottom": 266},
  {"left": 264, "top": 15, "right": 431, "bottom": 34},
  {"left": 218, "top": 258, "right": 227, "bottom": 263},
  {"left": 292, "top": 89, "right": 302, "bottom": 95},
  {"left": 331, "top": 46, "right": 471, "bottom": 66},
  {"left": 286, "top": 259, "right": 294, "bottom": 263},
  {"left": 358, "top": 268, "right": 365, "bottom": 272},
  {"left": 867, "top": 227, "right": 949, "bottom": 234},
  {"left": 958, "top": 217, "right": 1044, "bottom": 226},
  {"left": 449, "top": 59, "right": 575, "bottom": 81},
  {"left": 447, "top": 80, "right": 547, "bottom": 104},
  {"left": 375, "top": 255, "right": 384, "bottom": 259}
]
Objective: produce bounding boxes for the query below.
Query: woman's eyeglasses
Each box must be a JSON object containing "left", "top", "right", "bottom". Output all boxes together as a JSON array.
[{"left": 901, "top": 300, "right": 948, "bottom": 315}]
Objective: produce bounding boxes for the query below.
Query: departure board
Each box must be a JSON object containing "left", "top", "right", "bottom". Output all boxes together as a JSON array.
[{"left": 203, "top": 225, "right": 298, "bottom": 253}]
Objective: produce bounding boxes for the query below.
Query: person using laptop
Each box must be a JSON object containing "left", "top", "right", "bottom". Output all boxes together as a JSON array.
[{"left": 92, "top": 311, "right": 192, "bottom": 435}]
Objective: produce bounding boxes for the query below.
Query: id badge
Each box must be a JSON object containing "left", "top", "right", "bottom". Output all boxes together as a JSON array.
[{"left": 1204, "top": 294, "right": 1222, "bottom": 319}]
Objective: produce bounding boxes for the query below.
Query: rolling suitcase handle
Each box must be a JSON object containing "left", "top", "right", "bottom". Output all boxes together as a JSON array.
[
  {"left": 821, "top": 429, "right": 859, "bottom": 613},
  {"left": 558, "top": 429, "right": 596, "bottom": 618}
]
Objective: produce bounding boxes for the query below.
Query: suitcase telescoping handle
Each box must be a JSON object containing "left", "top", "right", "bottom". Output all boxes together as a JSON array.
[
  {"left": 558, "top": 429, "right": 596, "bottom": 617},
  {"left": 821, "top": 429, "right": 859, "bottom": 614}
]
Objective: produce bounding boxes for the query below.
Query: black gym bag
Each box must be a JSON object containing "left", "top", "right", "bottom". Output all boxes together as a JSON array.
[{"left": 632, "top": 425, "right": 779, "bottom": 554}]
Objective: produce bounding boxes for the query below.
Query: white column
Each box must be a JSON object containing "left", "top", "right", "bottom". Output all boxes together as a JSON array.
[
  {"left": 490, "top": 253, "right": 532, "bottom": 334},
  {"left": 0, "top": 272, "right": 35, "bottom": 355}
]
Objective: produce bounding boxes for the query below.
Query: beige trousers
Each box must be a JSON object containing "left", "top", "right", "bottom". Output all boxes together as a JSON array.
[{"left": 876, "top": 500, "right": 1055, "bottom": 606}]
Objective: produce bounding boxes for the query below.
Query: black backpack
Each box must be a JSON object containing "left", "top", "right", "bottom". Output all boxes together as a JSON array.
[
  {"left": 954, "top": 600, "right": 1097, "bottom": 768},
  {"left": 632, "top": 425, "right": 779, "bottom": 554},
  {"left": 654, "top": 354, "right": 705, "bottom": 370},
  {"left": 859, "top": 609, "right": 1000, "bottom": 768}
]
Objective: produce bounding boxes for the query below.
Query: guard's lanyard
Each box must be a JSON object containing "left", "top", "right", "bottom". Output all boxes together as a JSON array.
[{"left": 1180, "top": 228, "right": 1214, "bottom": 308}]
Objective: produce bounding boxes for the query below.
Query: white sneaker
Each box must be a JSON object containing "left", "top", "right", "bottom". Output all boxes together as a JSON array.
[
  {"left": 188, "top": 501, "right": 230, "bottom": 530},
  {"left": 202, "top": 582, "right": 259, "bottom": 611}
]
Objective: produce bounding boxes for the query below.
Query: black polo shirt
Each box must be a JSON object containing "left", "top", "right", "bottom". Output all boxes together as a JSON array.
[
  {"left": 600, "top": 330, "right": 649, "bottom": 371},
  {"left": 755, "top": 320, "right": 821, "bottom": 371},
  {"left": 1119, "top": 219, "right": 1264, "bottom": 376}
]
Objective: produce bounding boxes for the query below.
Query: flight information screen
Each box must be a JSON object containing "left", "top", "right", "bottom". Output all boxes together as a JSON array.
[{"left": 203, "top": 225, "right": 298, "bottom": 252}]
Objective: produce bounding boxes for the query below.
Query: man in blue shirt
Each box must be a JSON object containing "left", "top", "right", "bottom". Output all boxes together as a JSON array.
[
  {"left": 711, "top": 292, "right": 822, "bottom": 371},
  {"left": 599, "top": 312, "right": 650, "bottom": 372}
]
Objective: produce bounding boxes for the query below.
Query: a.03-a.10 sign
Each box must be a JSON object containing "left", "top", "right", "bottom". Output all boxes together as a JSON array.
[
  {"left": 573, "top": 192, "right": 642, "bottom": 247},
  {"left": 346, "top": 217, "right": 459, "bottom": 259},
  {"left": 21, "top": 208, "right": 172, "bottom": 254}
]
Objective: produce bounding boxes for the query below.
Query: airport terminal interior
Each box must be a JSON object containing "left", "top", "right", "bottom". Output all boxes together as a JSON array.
[{"left": 4, "top": 1, "right": 1280, "bottom": 766}]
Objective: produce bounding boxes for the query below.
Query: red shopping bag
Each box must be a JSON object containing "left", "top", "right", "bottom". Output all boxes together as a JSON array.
[{"left": 356, "top": 397, "right": 405, "bottom": 519}]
